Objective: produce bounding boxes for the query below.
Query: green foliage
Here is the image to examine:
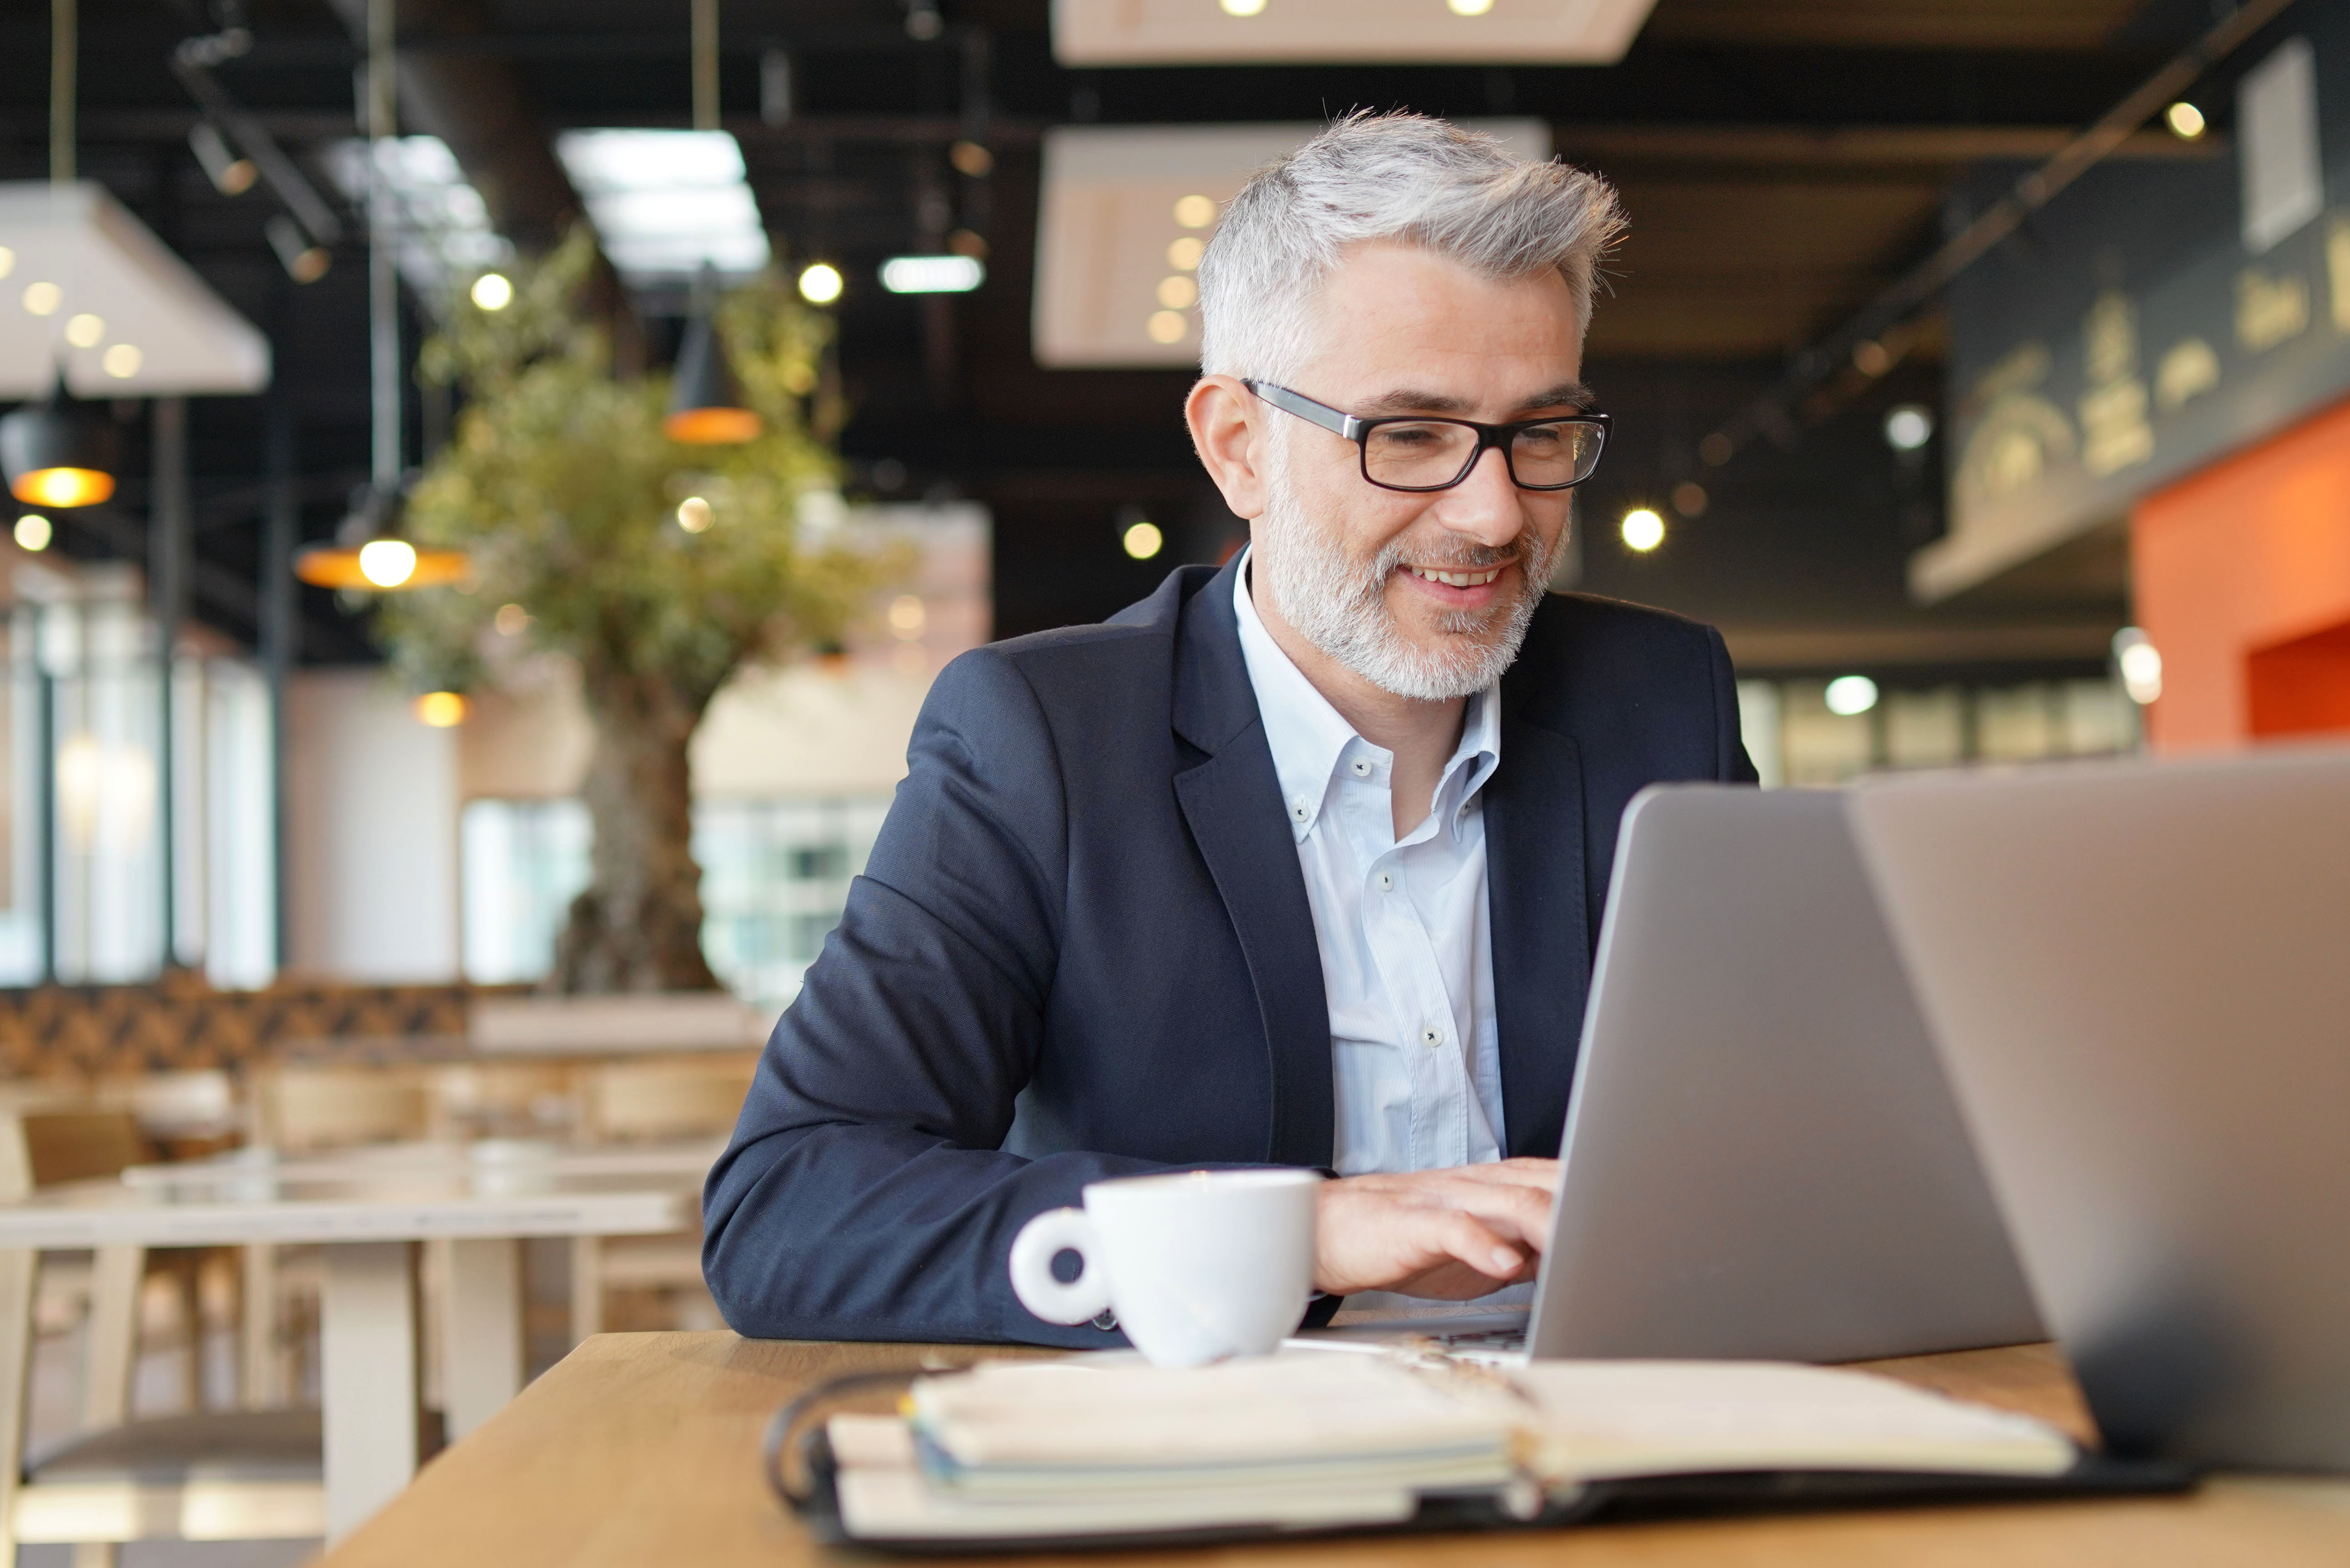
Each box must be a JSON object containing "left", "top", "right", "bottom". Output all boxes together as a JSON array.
[{"left": 378, "top": 231, "right": 892, "bottom": 711}]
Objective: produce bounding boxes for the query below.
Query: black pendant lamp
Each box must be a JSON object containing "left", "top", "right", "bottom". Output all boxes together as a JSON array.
[
  {"left": 0, "top": 373, "right": 119, "bottom": 509},
  {"left": 663, "top": 269, "right": 762, "bottom": 445}
]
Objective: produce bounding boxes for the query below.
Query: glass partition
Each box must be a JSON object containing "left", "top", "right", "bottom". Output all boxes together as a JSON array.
[{"left": 0, "top": 585, "right": 277, "bottom": 988}]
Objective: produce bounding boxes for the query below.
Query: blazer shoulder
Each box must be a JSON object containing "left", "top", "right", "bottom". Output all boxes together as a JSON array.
[
  {"left": 1505, "top": 590, "right": 1739, "bottom": 747},
  {"left": 1531, "top": 589, "right": 1723, "bottom": 651},
  {"left": 936, "top": 563, "right": 1221, "bottom": 714}
]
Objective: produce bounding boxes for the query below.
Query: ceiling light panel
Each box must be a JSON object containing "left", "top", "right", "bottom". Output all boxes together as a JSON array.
[
  {"left": 1053, "top": 0, "right": 1657, "bottom": 65},
  {"left": 1033, "top": 121, "right": 1550, "bottom": 368},
  {"left": 556, "top": 131, "right": 771, "bottom": 285},
  {"left": 325, "top": 136, "right": 512, "bottom": 302},
  {"left": 0, "top": 182, "right": 268, "bottom": 398}
]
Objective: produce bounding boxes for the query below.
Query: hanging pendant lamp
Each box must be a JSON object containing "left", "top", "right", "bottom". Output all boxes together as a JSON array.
[
  {"left": 294, "top": 481, "right": 467, "bottom": 590},
  {"left": 1, "top": 372, "right": 118, "bottom": 508},
  {"left": 1, "top": 0, "right": 117, "bottom": 508},
  {"left": 663, "top": 268, "right": 762, "bottom": 445},
  {"left": 294, "top": 0, "right": 466, "bottom": 595}
]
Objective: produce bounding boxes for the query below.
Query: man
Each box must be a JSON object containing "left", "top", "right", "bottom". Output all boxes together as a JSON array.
[{"left": 704, "top": 113, "right": 1756, "bottom": 1347}]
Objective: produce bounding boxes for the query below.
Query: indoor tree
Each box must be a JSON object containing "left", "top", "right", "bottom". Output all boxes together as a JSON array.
[{"left": 376, "top": 232, "right": 900, "bottom": 992}]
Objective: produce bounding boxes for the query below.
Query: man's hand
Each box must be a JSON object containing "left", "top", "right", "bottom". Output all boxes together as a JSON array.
[{"left": 1314, "top": 1159, "right": 1559, "bottom": 1299}]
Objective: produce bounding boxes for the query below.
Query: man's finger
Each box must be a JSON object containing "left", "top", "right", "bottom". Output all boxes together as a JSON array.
[
  {"left": 1406, "top": 1177, "right": 1555, "bottom": 1247},
  {"left": 1450, "top": 1158, "right": 1560, "bottom": 1189},
  {"left": 1427, "top": 1211, "right": 1528, "bottom": 1282}
]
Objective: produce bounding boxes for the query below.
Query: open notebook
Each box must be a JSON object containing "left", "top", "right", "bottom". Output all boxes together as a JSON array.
[{"left": 778, "top": 1351, "right": 2193, "bottom": 1550}]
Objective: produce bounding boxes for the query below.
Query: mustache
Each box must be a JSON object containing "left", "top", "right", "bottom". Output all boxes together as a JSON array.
[
  {"left": 1356, "top": 538, "right": 1527, "bottom": 593},
  {"left": 1388, "top": 543, "right": 1520, "bottom": 570}
]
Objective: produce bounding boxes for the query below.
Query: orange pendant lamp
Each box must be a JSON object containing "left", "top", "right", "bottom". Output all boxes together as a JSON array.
[
  {"left": 0, "top": 374, "right": 118, "bottom": 508},
  {"left": 294, "top": 0, "right": 467, "bottom": 597},
  {"left": 293, "top": 484, "right": 468, "bottom": 591}
]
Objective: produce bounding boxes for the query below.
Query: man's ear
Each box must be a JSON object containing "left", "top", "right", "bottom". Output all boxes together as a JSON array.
[{"left": 1185, "top": 375, "right": 1268, "bottom": 521}]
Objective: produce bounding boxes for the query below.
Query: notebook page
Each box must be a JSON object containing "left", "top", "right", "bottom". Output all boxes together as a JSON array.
[{"left": 1512, "top": 1361, "right": 2076, "bottom": 1482}]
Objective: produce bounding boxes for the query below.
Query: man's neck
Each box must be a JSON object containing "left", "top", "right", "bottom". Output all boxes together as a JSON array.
[{"left": 1250, "top": 562, "right": 1465, "bottom": 840}]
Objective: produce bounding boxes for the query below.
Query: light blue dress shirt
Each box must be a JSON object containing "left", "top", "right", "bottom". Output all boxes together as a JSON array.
[{"left": 1231, "top": 553, "right": 1509, "bottom": 1179}]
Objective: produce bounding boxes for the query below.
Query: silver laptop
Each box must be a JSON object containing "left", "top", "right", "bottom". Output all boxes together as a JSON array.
[
  {"left": 1301, "top": 783, "right": 2043, "bottom": 1363},
  {"left": 1851, "top": 745, "right": 2350, "bottom": 1467}
]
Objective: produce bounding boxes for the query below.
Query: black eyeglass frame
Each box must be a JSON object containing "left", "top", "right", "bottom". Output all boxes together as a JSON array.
[{"left": 1242, "top": 379, "right": 1612, "bottom": 494}]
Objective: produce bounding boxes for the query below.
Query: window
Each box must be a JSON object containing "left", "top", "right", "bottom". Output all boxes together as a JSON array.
[{"left": 460, "top": 793, "right": 892, "bottom": 1006}]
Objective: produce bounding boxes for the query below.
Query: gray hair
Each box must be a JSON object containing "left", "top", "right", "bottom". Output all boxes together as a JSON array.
[{"left": 1197, "top": 111, "right": 1623, "bottom": 383}]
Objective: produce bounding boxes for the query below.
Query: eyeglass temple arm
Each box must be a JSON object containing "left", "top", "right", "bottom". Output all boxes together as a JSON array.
[{"left": 1241, "top": 380, "right": 1363, "bottom": 442}]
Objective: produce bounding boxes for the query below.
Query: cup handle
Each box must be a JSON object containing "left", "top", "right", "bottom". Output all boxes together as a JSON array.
[{"left": 1008, "top": 1206, "right": 1113, "bottom": 1326}]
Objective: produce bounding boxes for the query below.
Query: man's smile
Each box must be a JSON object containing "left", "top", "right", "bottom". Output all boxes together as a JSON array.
[
  {"left": 1406, "top": 564, "right": 1504, "bottom": 588},
  {"left": 1395, "top": 556, "right": 1518, "bottom": 610}
]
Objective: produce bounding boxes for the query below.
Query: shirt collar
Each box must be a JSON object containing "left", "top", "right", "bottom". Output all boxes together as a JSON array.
[{"left": 1232, "top": 548, "right": 1501, "bottom": 843}]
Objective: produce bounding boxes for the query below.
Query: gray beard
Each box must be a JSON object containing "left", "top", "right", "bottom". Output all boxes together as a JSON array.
[{"left": 1255, "top": 460, "right": 1557, "bottom": 703}]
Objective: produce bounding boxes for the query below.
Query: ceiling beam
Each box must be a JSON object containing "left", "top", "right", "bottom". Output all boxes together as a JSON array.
[
  {"left": 1552, "top": 124, "right": 2217, "bottom": 166},
  {"left": 48, "top": 111, "right": 2212, "bottom": 171}
]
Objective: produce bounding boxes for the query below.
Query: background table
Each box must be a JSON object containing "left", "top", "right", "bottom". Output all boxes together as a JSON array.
[
  {"left": 317, "top": 1334, "right": 2350, "bottom": 1566},
  {"left": 117, "top": 1137, "right": 725, "bottom": 1192},
  {"left": 0, "top": 1164, "right": 696, "bottom": 1541}
]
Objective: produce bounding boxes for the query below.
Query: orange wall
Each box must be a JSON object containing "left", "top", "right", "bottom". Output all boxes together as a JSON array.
[{"left": 2130, "top": 392, "right": 2350, "bottom": 752}]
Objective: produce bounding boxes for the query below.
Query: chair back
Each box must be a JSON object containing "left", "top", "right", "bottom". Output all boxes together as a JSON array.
[
  {"left": 427, "top": 1062, "right": 577, "bottom": 1140},
  {"left": 578, "top": 1055, "right": 757, "bottom": 1142},
  {"left": 19, "top": 1111, "right": 155, "bottom": 1189},
  {"left": 96, "top": 1071, "right": 239, "bottom": 1142},
  {"left": 255, "top": 1067, "right": 431, "bottom": 1152}
]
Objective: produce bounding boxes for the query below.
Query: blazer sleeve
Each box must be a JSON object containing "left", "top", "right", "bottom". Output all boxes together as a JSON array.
[
  {"left": 700, "top": 647, "right": 1178, "bottom": 1347},
  {"left": 1707, "top": 625, "right": 1762, "bottom": 784}
]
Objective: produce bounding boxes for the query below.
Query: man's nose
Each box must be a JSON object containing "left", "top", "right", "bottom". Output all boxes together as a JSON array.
[{"left": 1427, "top": 444, "right": 1526, "bottom": 549}]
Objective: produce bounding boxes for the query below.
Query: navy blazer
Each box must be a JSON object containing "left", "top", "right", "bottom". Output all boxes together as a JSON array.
[{"left": 703, "top": 558, "right": 1756, "bottom": 1347}]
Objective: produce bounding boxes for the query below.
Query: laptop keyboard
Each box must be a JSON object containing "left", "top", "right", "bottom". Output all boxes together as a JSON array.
[{"left": 1423, "top": 1325, "right": 1528, "bottom": 1354}]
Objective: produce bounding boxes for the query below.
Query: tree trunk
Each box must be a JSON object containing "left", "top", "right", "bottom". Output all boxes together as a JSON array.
[{"left": 549, "top": 663, "right": 721, "bottom": 993}]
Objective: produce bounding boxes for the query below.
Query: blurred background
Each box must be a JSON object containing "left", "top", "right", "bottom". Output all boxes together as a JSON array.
[
  {"left": 0, "top": 0, "right": 2343, "bottom": 1005},
  {"left": 0, "top": 5, "right": 2344, "bottom": 1555}
]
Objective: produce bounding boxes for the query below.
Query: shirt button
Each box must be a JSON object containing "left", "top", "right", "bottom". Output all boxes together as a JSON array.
[
  {"left": 1376, "top": 872, "right": 1395, "bottom": 892},
  {"left": 1290, "top": 797, "right": 1311, "bottom": 823},
  {"left": 1350, "top": 759, "right": 1371, "bottom": 777},
  {"left": 1421, "top": 1026, "right": 1443, "bottom": 1048}
]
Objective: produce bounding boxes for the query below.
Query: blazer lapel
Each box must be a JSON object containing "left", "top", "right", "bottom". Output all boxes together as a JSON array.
[
  {"left": 1170, "top": 563, "right": 1335, "bottom": 1169},
  {"left": 1484, "top": 712, "right": 1590, "bottom": 1159}
]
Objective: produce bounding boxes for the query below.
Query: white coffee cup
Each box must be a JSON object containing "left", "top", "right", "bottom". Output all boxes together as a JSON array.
[{"left": 1008, "top": 1168, "right": 1320, "bottom": 1367}]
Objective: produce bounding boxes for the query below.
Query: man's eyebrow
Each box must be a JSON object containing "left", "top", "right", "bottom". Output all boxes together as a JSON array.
[
  {"left": 1356, "top": 382, "right": 1597, "bottom": 417},
  {"left": 1520, "top": 380, "right": 1598, "bottom": 413}
]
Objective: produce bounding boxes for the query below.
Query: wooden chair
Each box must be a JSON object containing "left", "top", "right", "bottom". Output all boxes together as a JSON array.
[
  {"left": 568, "top": 1054, "right": 755, "bottom": 1341},
  {"left": 253, "top": 1067, "right": 431, "bottom": 1154},
  {"left": 242, "top": 1066, "right": 434, "bottom": 1409},
  {"left": 425, "top": 1062, "right": 578, "bottom": 1142},
  {"left": 94, "top": 1070, "right": 240, "bottom": 1150},
  {"left": 0, "top": 1109, "right": 324, "bottom": 1564},
  {"left": 577, "top": 1055, "right": 756, "bottom": 1145}
]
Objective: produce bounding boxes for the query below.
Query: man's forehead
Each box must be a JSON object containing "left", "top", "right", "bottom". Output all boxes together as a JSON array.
[
  {"left": 1351, "top": 380, "right": 1595, "bottom": 416},
  {"left": 1299, "top": 245, "right": 1589, "bottom": 413}
]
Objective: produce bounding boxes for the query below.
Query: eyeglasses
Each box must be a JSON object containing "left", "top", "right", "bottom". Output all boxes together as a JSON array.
[{"left": 1243, "top": 380, "right": 1610, "bottom": 494}]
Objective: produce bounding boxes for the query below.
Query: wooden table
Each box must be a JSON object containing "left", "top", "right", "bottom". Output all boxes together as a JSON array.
[
  {"left": 0, "top": 1166, "right": 696, "bottom": 1542},
  {"left": 318, "top": 1334, "right": 2350, "bottom": 1565},
  {"left": 116, "top": 1136, "right": 727, "bottom": 1191}
]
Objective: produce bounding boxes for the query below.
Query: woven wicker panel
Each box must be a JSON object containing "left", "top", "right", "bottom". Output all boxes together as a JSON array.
[{"left": 0, "top": 978, "right": 507, "bottom": 1080}]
